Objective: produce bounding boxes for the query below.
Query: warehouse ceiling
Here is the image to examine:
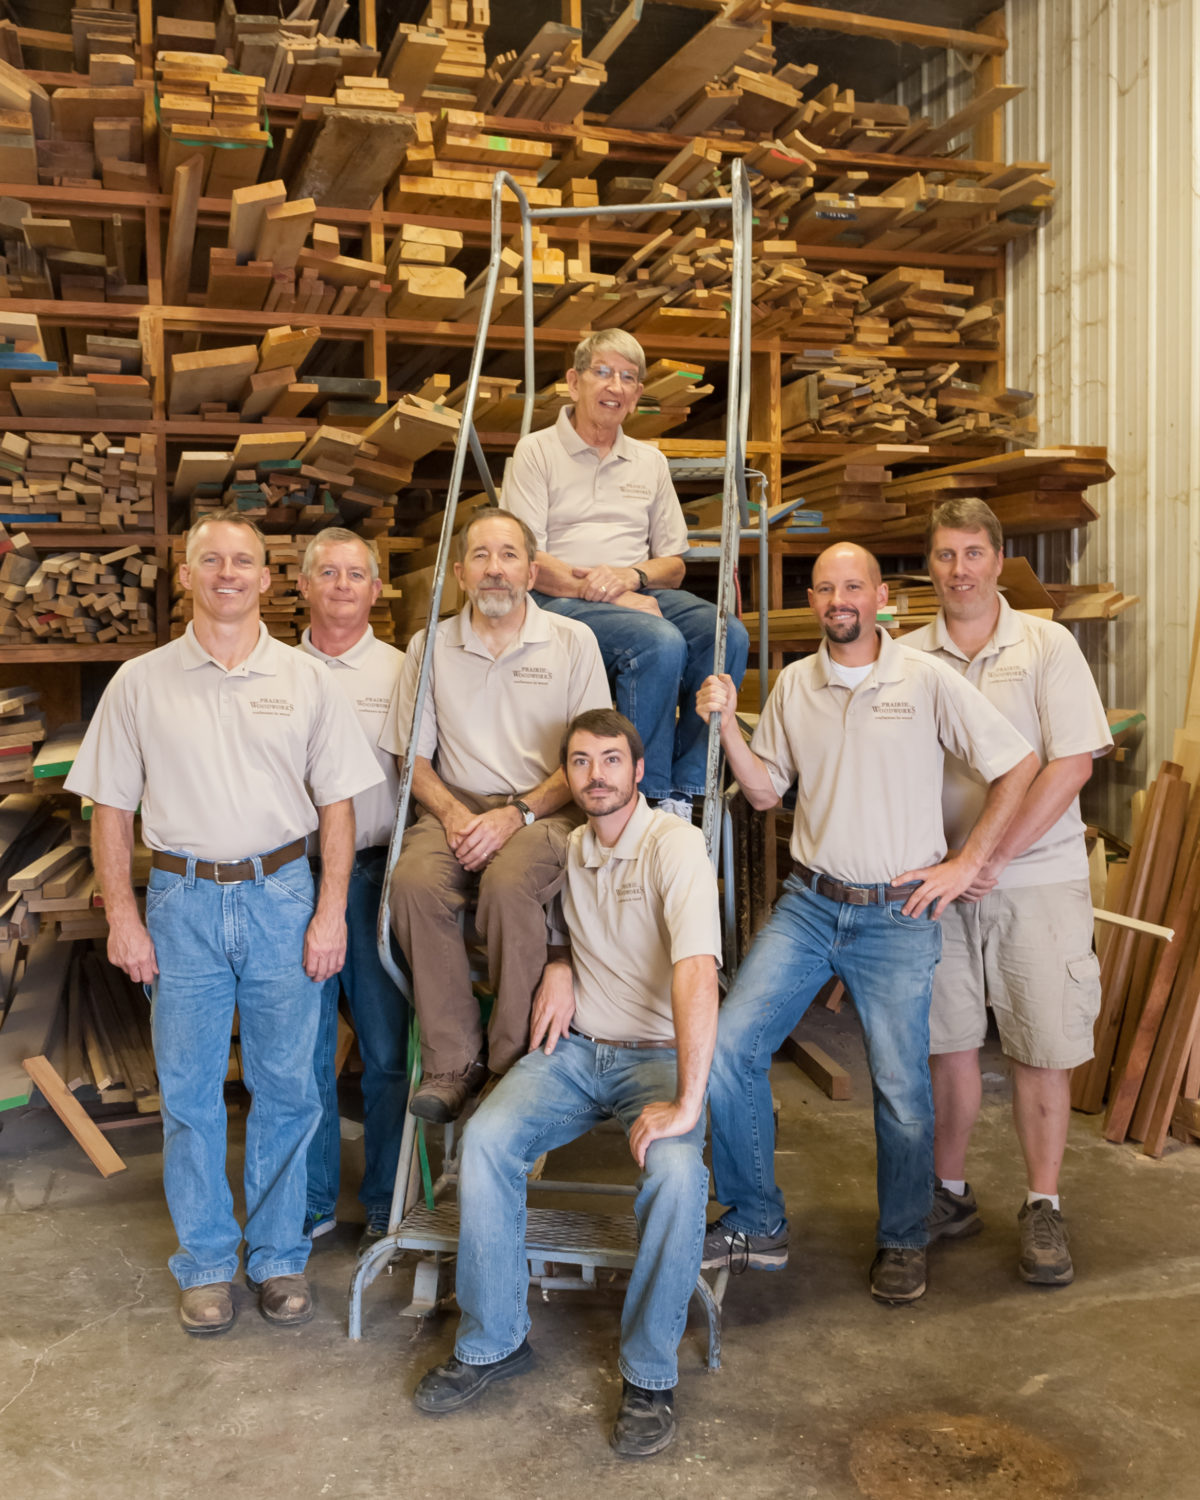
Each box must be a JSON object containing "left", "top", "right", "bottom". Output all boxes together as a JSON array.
[{"left": 376, "top": 0, "right": 1004, "bottom": 107}]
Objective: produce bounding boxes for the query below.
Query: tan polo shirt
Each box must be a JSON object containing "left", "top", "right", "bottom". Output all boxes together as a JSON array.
[
  {"left": 298, "top": 625, "right": 404, "bottom": 850},
  {"left": 66, "top": 622, "right": 384, "bottom": 860},
  {"left": 563, "top": 794, "right": 721, "bottom": 1043},
  {"left": 503, "top": 405, "right": 689, "bottom": 569},
  {"left": 751, "top": 626, "right": 1033, "bottom": 885},
  {"left": 380, "top": 595, "right": 611, "bottom": 796},
  {"left": 906, "top": 599, "right": 1112, "bottom": 887}
]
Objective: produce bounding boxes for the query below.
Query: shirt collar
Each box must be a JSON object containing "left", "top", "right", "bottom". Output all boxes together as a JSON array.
[
  {"left": 451, "top": 595, "right": 550, "bottom": 659},
  {"left": 932, "top": 595, "right": 1024, "bottom": 662},
  {"left": 579, "top": 793, "right": 656, "bottom": 868},
  {"left": 555, "top": 404, "right": 632, "bottom": 463},
  {"left": 812, "top": 625, "right": 901, "bottom": 688},
  {"left": 299, "top": 623, "right": 375, "bottom": 667},
  {"left": 180, "top": 620, "right": 276, "bottom": 676}
]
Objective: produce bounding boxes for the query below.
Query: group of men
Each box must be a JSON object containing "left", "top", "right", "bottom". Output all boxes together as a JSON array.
[{"left": 70, "top": 327, "right": 1111, "bottom": 1461}]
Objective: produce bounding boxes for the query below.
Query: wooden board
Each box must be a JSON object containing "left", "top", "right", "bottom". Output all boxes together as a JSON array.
[
  {"left": 22, "top": 1054, "right": 127, "bottom": 1176},
  {"left": 0, "top": 926, "right": 70, "bottom": 1111},
  {"left": 781, "top": 1031, "right": 852, "bottom": 1101}
]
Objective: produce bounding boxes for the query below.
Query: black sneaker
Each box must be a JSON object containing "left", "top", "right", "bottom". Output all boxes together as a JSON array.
[
  {"left": 1018, "top": 1199, "right": 1074, "bottom": 1286},
  {"left": 926, "top": 1181, "right": 983, "bottom": 1242},
  {"left": 358, "top": 1209, "right": 398, "bottom": 1259},
  {"left": 870, "top": 1247, "right": 927, "bottom": 1304},
  {"left": 700, "top": 1220, "right": 789, "bottom": 1272},
  {"left": 609, "top": 1380, "right": 676, "bottom": 1459},
  {"left": 413, "top": 1340, "right": 533, "bottom": 1414}
]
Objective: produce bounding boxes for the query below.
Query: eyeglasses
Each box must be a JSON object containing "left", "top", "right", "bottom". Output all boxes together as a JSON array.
[{"left": 585, "top": 364, "right": 640, "bottom": 387}]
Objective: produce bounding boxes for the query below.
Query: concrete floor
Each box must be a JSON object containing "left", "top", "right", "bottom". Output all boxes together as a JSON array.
[{"left": 3, "top": 1006, "right": 1199, "bottom": 1500}]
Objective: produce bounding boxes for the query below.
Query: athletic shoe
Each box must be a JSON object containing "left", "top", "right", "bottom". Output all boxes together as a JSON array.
[
  {"left": 610, "top": 1380, "right": 676, "bottom": 1459},
  {"left": 304, "top": 1210, "right": 337, "bottom": 1240},
  {"left": 700, "top": 1220, "right": 789, "bottom": 1272},
  {"left": 926, "top": 1181, "right": 983, "bottom": 1242},
  {"left": 1018, "top": 1199, "right": 1074, "bottom": 1286},
  {"left": 870, "top": 1247, "right": 927, "bottom": 1304},
  {"left": 654, "top": 796, "right": 694, "bottom": 822},
  {"left": 413, "top": 1340, "right": 533, "bottom": 1414}
]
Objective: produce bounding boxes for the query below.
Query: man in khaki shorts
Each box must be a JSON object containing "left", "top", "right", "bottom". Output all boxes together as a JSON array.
[
  {"left": 696, "top": 542, "right": 1037, "bottom": 1305},
  {"left": 907, "top": 498, "right": 1111, "bottom": 1285},
  {"left": 67, "top": 510, "right": 383, "bottom": 1335},
  {"left": 383, "top": 509, "right": 610, "bottom": 1123},
  {"left": 412, "top": 708, "right": 720, "bottom": 1459}
]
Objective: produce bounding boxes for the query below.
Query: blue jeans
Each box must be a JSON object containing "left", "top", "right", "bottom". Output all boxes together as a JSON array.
[
  {"left": 453, "top": 1034, "right": 708, "bottom": 1389},
  {"left": 307, "top": 847, "right": 411, "bottom": 1221},
  {"left": 146, "top": 853, "right": 322, "bottom": 1289},
  {"left": 532, "top": 589, "right": 750, "bottom": 801},
  {"left": 709, "top": 874, "right": 943, "bottom": 1249}
]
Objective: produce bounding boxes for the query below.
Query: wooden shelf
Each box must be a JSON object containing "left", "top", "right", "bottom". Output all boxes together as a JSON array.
[
  {"left": 7, "top": 531, "right": 159, "bottom": 549},
  {"left": 0, "top": 642, "right": 154, "bottom": 664}
]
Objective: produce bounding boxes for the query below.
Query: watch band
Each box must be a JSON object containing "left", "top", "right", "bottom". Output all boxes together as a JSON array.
[
  {"left": 634, "top": 567, "right": 649, "bottom": 591},
  {"left": 512, "top": 797, "right": 535, "bottom": 826}
]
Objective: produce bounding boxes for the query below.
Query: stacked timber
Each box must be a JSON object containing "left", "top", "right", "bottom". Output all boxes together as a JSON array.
[
  {"left": 156, "top": 52, "right": 269, "bottom": 197},
  {"left": 0, "top": 687, "right": 45, "bottom": 790},
  {"left": 477, "top": 19, "right": 604, "bottom": 124},
  {"left": 218, "top": 0, "right": 381, "bottom": 94},
  {"left": 0, "top": 535, "right": 157, "bottom": 647},
  {"left": 1, "top": 310, "right": 152, "bottom": 420},
  {"left": 0, "top": 429, "right": 154, "bottom": 531},
  {"left": 0, "top": 193, "right": 146, "bottom": 303}
]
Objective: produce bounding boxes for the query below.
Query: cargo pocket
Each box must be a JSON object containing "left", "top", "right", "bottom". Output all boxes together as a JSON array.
[{"left": 1064, "top": 951, "right": 1101, "bottom": 1040}]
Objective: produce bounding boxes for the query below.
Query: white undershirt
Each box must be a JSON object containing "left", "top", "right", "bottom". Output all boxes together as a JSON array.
[{"left": 828, "top": 659, "right": 874, "bottom": 690}]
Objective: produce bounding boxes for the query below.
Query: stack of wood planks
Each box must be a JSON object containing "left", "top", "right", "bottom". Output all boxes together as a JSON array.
[
  {"left": 0, "top": 535, "right": 157, "bottom": 647},
  {"left": 476, "top": 18, "right": 605, "bottom": 124},
  {"left": 0, "top": 428, "right": 154, "bottom": 530},
  {"left": 0, "top": 688, "right": 45, "bottom": 791},
  {"left": 156, "top": 51, "right": 270, "bottom": 197},
  {"left": 1, "top": 309, "right": 152, "bottom": 419},
  {"left": 218, "top": 0, "right": 380, "bottom": 96},
  {"left": 382, "top": 0, "right": 490, "bottom": 110},
  {"left": 0, "top": 191, "right": 146, "bottom": 303},
  {"left": 1075, "top": 760, "right": 1200, "bottom": 1156}
]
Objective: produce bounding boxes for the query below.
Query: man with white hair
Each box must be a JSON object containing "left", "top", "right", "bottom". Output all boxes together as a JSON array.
[
  {"left": 67, "top": 510, "right": 382, "bottom": 1335},
  {"left": 297, "top": 527, "right": 408, "bottom": 1252},
  {"left": 503, "top": 330, "right": 749, "bottom": 823}
]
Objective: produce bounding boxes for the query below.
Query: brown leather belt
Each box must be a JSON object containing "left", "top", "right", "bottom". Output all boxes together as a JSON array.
[
  {"left": 794, "top": 860, "right": 920, "bottom": 907},
  {"left": 152, "top": 837, "right": 308, "bottom": 885},
  {"left": 569, "top": 1025, "right": 676, "bottom": 1051}
]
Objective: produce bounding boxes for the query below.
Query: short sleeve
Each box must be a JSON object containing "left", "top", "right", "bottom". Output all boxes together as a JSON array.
[
  {"left": 749, "top": 669, "right": 801, "bottom": 800},
  {"left": 653, "top": 824, "right": 722, "bottom": 964},
  {"left": 379, "top": 628, "right": 438, "bottom": 761},
  {"left": 501, "top": 438, "right": 550, "bottom": 552},
  {"left": 1035, "top": 626, "right": 1113, "bottom": 760},
  {"left": 568, "top": 625, "right": 614, "bottom": 717},
  {"left": 305, "top": 669, "right": 385, "bottom": 806},
  {"left": 64, "top": 662, "right": 146, "bottom": 811},
  {"left": 929, "top": 657, "right": 1034, "bottom": 779},
  {"left": 646, "top": 453, "right": 689, "bottom": 559}
]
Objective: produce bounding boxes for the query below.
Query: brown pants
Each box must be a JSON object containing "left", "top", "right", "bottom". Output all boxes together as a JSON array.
[{"left": 388, "top": 788, "right": 578, "bottom": 1076}]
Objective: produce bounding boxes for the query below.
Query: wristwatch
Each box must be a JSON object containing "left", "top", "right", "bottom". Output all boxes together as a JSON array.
[
  {"left": 511, "top": 797, "right": 535, "bottom": 826},
  {"left": 634, "top": 567, "right": 649, "bottom": 591}
]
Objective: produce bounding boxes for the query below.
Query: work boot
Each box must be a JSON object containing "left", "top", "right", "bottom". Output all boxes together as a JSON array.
[
  {"left": 409, "top": 1060, "right": 488, "bottom": 1124},
  {"left": 609, "top": 1380, "right": 676, "bottom": 1459},
  {"left": 1018, "top": 1199, "right": 1074, "bottom": 1286},
  {"left": 870, "top": 1247, "right": 927, "bottom": 1304},
  {"left": 178, "top": 1281, "right": 235, "bottom": 1336},
  {"left": 700, "top": 1220, "right": 789, "bottom": 1272},
  {"left": 926, "top": 1181, "right": 983, "bottom": 1242},
  {"left": 413, "top": 1340, "right": 533, "bottom": 1413},
  {"left": 250, "top": 1272, "right": 313, "bottom": 1326}
]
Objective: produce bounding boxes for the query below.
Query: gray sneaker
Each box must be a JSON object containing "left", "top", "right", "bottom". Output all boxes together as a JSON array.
[
  {"left": 926, "top": 1182, "right": 983, "bottom": 1243},
  {"left": 870, "top": 1247, "right": 927, "bottom": 1304},
  {"left": 1018, "top": 1199, "right": 1074, "bottom": 1286},
  {"left": 409, "top": 1061, "right": 488, "bottom": 1124},
  {"left": 700, "top": 1221, "right": 789, "bottom": 1272}
]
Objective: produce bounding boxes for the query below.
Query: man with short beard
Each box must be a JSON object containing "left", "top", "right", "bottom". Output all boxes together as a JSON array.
[
  {"left": 696, "top": 543, "right": 1039, "bottom": 1305},
  {"left": 383, "top": 509, "right": 609, "bottom": 1123},
  {"left": 412, "top": 708, "right": 720, "bottom": 1459}
]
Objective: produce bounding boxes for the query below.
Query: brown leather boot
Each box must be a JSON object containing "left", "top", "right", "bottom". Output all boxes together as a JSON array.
[
  {"left": 179, "top": 1281, "right": 235, "bottom": 1336},
  {"left": 251, "top": 1273, "right": 313, "bottom": 1325}
]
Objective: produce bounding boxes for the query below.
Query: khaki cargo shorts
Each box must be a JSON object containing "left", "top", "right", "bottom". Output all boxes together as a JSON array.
[{"left": 930, "top": 879, "right": 1100, "bottom": 1069}]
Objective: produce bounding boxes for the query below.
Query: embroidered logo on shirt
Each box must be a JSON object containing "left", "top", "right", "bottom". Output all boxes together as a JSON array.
[
  {"left": 358, "top": 694, "right": 392, "bottom": 714},
  {"left": 249, "top": 696, "right": 294, "bottom": 716},
  {"left": 986, "top": 664, "right": 1030, "bottom": 684},
  {"left": 619, "top": 482, "right": 652, "bottom": 498},
  {"left": 511, "top": 666, "right": 553, "bottom": 685},
  {"left": 617, "top": 883, "right": 645, "bottom": 903},
  {"left": 871, "top": 699, "right": 917, "bottom": 720}
]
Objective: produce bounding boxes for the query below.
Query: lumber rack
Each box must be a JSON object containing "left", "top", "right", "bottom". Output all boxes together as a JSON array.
[{"left": 349, "top": 163, "right": 754, "bottom": 1357}]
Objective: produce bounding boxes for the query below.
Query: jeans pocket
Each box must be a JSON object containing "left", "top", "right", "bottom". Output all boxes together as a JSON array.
[
  {"left": 884, "top": 903, "right": 938, "bottom": 930},
  {"left": 266, "top": 862, "right": 316, "bottom": 910},
  {"left": 145, "top": 871, "right": 183, "bottom": 917}
]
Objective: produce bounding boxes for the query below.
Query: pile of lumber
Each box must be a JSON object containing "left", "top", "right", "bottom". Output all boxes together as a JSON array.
[
  {"left": 156, "top": 52, "right": 270, "bottom": 197},
  {"left": 0, "top": 535, "right": 157, "bottom": 647},
  {"left": 169, "top": 531, "right": 400, "bottom": 646},
  {"left": 1044, "top": 582, "right": 1140, "bottom": 622},
  {"left": 1075, "top": 760, "right": 1200, "bottom": 1156},
  {"left": 476, "top": 18, "right": 605, "bottom": 124},
  {"left": 198, "top": 187, "right": 390, "bottom": 316},
  {"left": 274, "top": 81, "right": 418, "bottom": 211},
  {"left": 779, "top": 448, "right": 908, "bottom": 530},
  {"left": 382, "top": 1, "right": 489, "bottom": 109},
  {"left": 0, "top": 688, "right": 45, "bottom": 791},
  {"left": 4, "top": 794, "right": 100, "bottom": 938},
  {"left": 1, "top": 309, "right": 151, "bottom": 420},
  {"left": 170, "top": 404, "right": 458, "bottom": 535},
  {"left": 0, "top": 429, "right": 154, "bottom": 530},
  {"left": 0, "top": 191, "right": 146, "bottom": 303},
  {"left": 219, "top": 0, "right": 381, "bottom": 96},
  {"left": 779, "top": 352, "right": 1037, "bottom": 448},
  {"left": 386, "top": 112, "right": 562, "bottom": 219}
]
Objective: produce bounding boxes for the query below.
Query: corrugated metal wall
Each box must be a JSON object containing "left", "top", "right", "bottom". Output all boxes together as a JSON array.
[{"left": 1003, "top": 0, "right": 1200, "bottom": 833}]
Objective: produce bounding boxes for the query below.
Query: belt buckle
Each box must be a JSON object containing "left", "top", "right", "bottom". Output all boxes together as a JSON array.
[
  {"left": 213, "top": 859, "right": 247, "bottom": 885},
  {"left": 845, "top": 886, "right": 871, "bottom": 906}
]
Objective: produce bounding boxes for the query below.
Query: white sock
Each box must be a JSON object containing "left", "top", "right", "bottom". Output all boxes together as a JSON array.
[
  {"left": 1026, "top": 1189, "right": 1061, "bottom": 1211},
  {"left": 939, "top": 1178, "right": 967, "bottom": 1197}
]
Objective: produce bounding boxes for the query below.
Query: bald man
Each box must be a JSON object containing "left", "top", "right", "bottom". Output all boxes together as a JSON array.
[{"left": 695, "top": 544, "right": 1037, "bottom": 1304}]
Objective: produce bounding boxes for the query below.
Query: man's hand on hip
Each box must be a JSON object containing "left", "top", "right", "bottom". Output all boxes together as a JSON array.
[
  {"left": 108, "top": 915, "right": 158, "bottom": 986},
  {"left": 894, "top": 854, "right": 981, "bottom": 918},
  {"left": 303, "top": 907, "right": 347, "bottom": 982},
  {"left": 529, "top": 960, "right": 575, "bottom": 1055},
  {"left": 629, "top": 1100, "right": 701, "bottom": 1169},
  {"left": 453, "top": 805, "right": 523, "bottom": 872}
]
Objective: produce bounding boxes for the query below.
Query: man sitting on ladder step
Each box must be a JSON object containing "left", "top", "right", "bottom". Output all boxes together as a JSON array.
[
  {"left": 383, "top": 509, "right": 610, "bottom": 1124},
  {"left": 412, "top": 708, "right": 721, "bottom": 1460},
  {"left": 502, "top": 328, "right": 750, "bottom": 824}
]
